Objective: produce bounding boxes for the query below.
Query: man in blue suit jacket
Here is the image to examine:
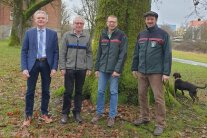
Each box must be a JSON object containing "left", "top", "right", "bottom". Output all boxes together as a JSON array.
[{"left": 21, "top": 10, "right": 59, "bottom": 126}]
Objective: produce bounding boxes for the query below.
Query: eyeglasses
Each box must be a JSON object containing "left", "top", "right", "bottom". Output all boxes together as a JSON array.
[
  {"left": 75, "top": 22, "right": 84, "bottom": 25},
  {"left": 107, "top": 21, "right": 117, "bottom": 24}
]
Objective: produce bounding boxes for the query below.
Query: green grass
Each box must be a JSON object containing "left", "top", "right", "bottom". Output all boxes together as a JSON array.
[
  {"left": 171, "top": 61, "right": 207, "bottom": 87},
  {"left": 1, "top": 40, "right": 207, "bottom": 137},
  {"left": 173, "top": 49, "right": 207, "bottom": 63}
]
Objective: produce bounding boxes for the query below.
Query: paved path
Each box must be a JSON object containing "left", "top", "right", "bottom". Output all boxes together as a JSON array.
[{"left": 173, "top": 57, "right": 207, "bottom": 68}]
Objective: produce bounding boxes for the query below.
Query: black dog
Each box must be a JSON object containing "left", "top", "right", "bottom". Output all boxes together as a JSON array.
[{"left": 173, "top": 72, "right": 207, "bottom": 102}]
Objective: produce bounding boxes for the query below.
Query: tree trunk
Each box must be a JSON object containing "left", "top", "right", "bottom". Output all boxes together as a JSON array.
[
  {"left": 9, "top": 0, "right": 54, "bottom": 46},
  {"left": 83, "top": 0, "right": 180, "bottom": 107},
  {"left": 9, "top": 0, "right": 23, "bottom": 46}
]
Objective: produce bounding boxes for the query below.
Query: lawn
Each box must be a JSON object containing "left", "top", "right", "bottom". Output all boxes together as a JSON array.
[
  {"left": 0, "top": 40, "right": 207, "bottom": 137},
  {"left": 173, "top": 50, "right": 207, "bottom": 63}
]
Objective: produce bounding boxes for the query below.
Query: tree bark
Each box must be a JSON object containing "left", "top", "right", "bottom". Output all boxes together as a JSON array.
[
  {"left": 9, "top": 0, "right": 23, "bottom": 46},
  {"left": 83, "top": 0, "right": 180, "bottom": 107},
  {"left": 9, "top": 0, "right": 54, "bottom": 46}
]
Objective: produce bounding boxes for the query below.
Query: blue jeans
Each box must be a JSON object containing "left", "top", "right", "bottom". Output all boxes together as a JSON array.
[
  {"left": 96, "top": 72, "right": 119, "bottom": 118},
  {"left": 25, "top": 60, "right": 51, "bottom": 117}
]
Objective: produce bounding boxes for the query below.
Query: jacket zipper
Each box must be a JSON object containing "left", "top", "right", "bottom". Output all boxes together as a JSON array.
[
  {"left": 145, "top": 31, "right": 150, "bottom": 74},
  {"left": 105, "top": 37, "right": 110, "bottom": 72},
  {"left": 75, "top": 37, "right": 79, "bottom": 70}
]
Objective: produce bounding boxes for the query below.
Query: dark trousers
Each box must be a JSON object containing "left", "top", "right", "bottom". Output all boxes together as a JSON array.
[
  {"left": 62, "top": 69, "right": 86, "bottom": 115},
  {"left": 25, "top": 60, "right": 51, "bottom": 117}
]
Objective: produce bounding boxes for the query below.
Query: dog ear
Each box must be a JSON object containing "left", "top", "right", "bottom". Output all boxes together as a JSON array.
[{"left": 178, "top": 73, "right": 181, "bottom": 78}]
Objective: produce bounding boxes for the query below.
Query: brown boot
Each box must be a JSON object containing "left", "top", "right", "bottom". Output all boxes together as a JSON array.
[
  {"left": 22, "top": 116, "right": 32, "bottom": 127},
  {"left": 91, "top": 114, "right": 102, "bottom": 124},
  {"left": 107, "top": 117, "right": 115, "bottom": 127},
  {"left": 41, "top": 114, "right": 52, "bottom": 124}
]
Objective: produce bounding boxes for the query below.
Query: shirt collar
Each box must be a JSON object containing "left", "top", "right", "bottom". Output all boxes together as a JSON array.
[
  {"left": 73, "top": 30, "right": 83, "bottom": 36},
  {"left": 37, "top": 27, "right": 46, "bottom": 32}
]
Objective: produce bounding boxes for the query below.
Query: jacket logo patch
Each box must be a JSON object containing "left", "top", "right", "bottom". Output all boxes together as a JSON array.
[{"left": 151, "top": 41, "right": 157, "bottom": 47}]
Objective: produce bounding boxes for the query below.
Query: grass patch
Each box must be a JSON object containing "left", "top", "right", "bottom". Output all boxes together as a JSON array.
[
  {"left": 171, "top": 61, "right": 207, "bottom": 87},
  {"left": 1, "top": 40, "right": 207, "bottom": 137},
  {"left": 173, "top": 50, "right": 207, "bottom": 63}
]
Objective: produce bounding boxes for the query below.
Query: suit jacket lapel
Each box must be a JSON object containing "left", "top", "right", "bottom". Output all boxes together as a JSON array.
[{"left": 33, "top": 28, "right": 38, "bottom": 51}]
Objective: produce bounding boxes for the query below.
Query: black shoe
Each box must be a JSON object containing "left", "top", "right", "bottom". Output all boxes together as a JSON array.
[
  {"left": 60, "top": 114, "right": 68, "bottom": 124},
  {"left": 73, "top": 111, "right": 83, "bottom": 123},
  {"left": 133, "top": 119, "right": 150, "bottom": 126}
]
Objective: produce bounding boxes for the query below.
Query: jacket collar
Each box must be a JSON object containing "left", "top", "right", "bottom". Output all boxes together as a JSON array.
[
  {"left": 103, "top": 27, "right": 119, "bottom": 36},
  {"left": 146, "top": 24, "right": 158, "bottom": 32},
  {"left": 69, "top": 30, "right": 86, "bottom": 37}
]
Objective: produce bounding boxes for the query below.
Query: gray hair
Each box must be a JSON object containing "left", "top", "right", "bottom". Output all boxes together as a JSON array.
[
  {"left": 73, "top": 16, "right": 85, "bottom": 24},
  {"left": 34, "top": 10, "right": 48, "bottom": 20}
]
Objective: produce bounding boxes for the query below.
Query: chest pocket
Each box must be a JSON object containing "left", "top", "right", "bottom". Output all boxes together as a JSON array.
[
  {"left": 149, "top": 41, "right": 163, "bottom": 51},
  {"left": 138, "top": 41, "right": 146, "bottom": 52}
]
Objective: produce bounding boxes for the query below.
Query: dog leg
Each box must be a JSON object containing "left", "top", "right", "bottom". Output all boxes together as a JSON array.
[
  {"left": 196, "top": 96, "right": 199, "bottom": 102},
  {"left": 189, "top": 93, "right": 195, "bottom": 103},
  {"left": 181, "top": 90, "right": 184, "bottom": 96},
  {"left": 195, "top": 92, "right": 199, "bottom": 102},
  {"left": 174, "top": 87, "right": 177, "bottom": 97}
]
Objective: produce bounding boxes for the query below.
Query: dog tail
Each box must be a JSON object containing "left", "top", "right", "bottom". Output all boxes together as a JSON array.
[{"left": 197, "top": 84, "right": 207, "bottom": 89}]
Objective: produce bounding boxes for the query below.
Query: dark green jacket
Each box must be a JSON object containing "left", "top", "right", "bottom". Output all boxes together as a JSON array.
[
  {"left": 95, "top": 28, "right": 128, "bottom": 73},
  {"left": 131, "top": 25, "right": 172, "bottom": 76}
]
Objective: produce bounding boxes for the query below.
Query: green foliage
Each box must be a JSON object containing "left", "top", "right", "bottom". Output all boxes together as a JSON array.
[
  {"left": 83, "top": 75, "right": 98, "bottom": 103},
  {"left": 53, "top": 86, "right": 64, "bottom": 97},
  {"left": 173, "top": 49, "right": 207, "bottom": 63},
  {"left": 9, "top": 33, "right": 20, "bottom": 47}
]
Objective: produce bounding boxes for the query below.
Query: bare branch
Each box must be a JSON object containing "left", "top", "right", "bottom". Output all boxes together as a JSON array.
[
  {"left": 60, "top": 1, "right": 71, "bottom": 36},
  {"left": 73, "top": 0, "right": 98, "bottom": 34}
]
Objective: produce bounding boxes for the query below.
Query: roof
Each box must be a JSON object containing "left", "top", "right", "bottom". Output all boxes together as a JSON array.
[{"left": 189, "top": 20, "right": 207, "bottom": 27}]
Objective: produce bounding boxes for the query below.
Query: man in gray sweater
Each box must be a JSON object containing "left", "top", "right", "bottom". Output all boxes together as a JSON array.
[{"left": 59, "top": 16, "right": 93, "bottom": 124}]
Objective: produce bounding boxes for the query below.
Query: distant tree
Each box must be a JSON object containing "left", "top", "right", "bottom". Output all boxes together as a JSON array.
[
  {"left": 0, "top": 0, "right": 55, "bottom": 46},
  {"left": 160, "top": 24, "right": 175, "bottom": 37},
  {"left": 200, "top": 23, "right": 207, "bottom": 43},
  {"left": 60, "top": 1, "right": 71, "bottom": 37},
  {"left": 73, "top": 0, "right": 98, "bottom": 39}
]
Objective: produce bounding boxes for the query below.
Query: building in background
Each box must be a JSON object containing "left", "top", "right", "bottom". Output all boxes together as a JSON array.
[
  {"left": 0, "top": 0, "right": 61, "bottom": 40},
  {"left": 186, "top": 20, "right": 207, "bottom": 40}
]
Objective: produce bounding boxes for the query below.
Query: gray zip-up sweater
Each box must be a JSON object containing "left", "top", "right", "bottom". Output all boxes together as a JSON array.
[{"left": 59, "top": 31, "right": 93, "bottom": 70}]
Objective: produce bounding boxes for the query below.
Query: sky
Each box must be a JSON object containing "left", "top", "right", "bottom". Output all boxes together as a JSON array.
[
  {"left": 63, "top": 0, "right": 207, "bottom": 28},
  {"left": 151, "top": 0, "right": 206, "bottom": 27}
]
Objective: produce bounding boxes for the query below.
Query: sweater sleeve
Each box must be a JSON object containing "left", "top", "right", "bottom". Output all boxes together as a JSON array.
[{"left": 59, "top": 33, "right": 68, "bottom": 70}]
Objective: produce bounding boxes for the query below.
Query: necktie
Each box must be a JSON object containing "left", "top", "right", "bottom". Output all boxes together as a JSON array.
[{"left": 37, "top": 30, "right": 44, "bottom": 59}]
